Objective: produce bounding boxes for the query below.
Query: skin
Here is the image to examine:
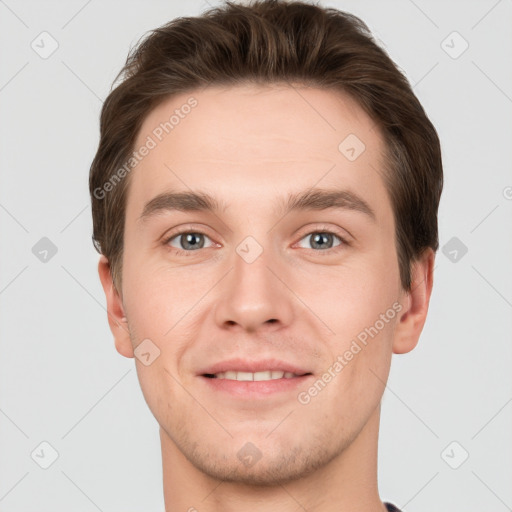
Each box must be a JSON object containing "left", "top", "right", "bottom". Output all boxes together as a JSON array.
[{"left": 98, "top": 83, "right": 434, "bottom": 512}]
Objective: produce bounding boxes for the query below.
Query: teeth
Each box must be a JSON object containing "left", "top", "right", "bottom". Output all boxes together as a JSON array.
[{"left": 213, "top": 370, "right": 301, "bottom": 381}]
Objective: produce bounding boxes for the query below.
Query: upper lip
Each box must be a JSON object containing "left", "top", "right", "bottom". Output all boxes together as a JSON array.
[{"left": 198, "top": 358, "right": 312, "bottom": 376}]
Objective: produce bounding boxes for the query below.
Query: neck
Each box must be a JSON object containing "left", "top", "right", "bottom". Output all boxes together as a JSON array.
[{"left": 160, "top": 403, "right": 387, "bottom": 512}]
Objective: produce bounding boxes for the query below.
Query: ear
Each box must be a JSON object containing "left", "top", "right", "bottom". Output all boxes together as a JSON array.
[
  {"left": 97, "top": 255, "right": 134, "bottom": 358},
  {"left": 393, "top": 248, "right": 435, "bottom": 354}
]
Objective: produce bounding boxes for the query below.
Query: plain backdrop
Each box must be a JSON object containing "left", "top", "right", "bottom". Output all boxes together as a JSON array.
[{"left": 0, "top": 1, "right": 511, "bottom": 511}]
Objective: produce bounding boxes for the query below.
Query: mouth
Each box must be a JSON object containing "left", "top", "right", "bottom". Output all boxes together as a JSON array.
[
  {"left": 202, "top": 370, "right": 312, "bottom": 381},
  {"left": 197, "top": 358, "right": 314, "bottom": 398},
  {"left": 199, "top": 367, "right": 314, "bottom": 399}
]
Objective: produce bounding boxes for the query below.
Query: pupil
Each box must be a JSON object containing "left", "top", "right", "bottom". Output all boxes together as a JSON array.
[
  {"left": 312, "top": 233, "right": 332, "bottom": 249},
  {"left": 183, "top": 233, "right": 204, "bottom": 250}
]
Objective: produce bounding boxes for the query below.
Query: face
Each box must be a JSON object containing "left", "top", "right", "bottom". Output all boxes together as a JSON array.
[{"left": 99, "top": 83, "right": 432, "bottom": 486}]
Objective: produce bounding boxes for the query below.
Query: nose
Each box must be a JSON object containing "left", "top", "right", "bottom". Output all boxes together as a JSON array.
[{"left": 213, "top": 240, "right": 294, "bottom": 333}]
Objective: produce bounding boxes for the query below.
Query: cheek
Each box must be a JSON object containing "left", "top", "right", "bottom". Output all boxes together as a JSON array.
[
  {"left": 133, "top": 359, "right": 178, "bottom": 431},
  {"left": 121, "top": 260, "right": 199, "bottom": 378},
  {"left": 296, "top": 246, "right": 400, "bottom": 402},
  {"left": 122, "top": 254, "right": 183, "bottom": 330},
  {"left": 310, "top": 308, "right": 396, "bottom": 427},
  {"left": 294, "top": 248, "right": 400, "bottom": 337}
]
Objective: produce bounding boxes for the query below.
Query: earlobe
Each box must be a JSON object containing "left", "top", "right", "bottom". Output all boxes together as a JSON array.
[
  {"left": 97, "top": 255, "right": 134, "bottom": 359},
  {"left": 392, "top": 248, "right": 435, "bottom": 355}
]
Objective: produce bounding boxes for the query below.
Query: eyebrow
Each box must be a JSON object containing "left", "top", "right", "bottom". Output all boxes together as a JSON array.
[{"left": 138, "top": 187, "right": 376, "bottom": 223}]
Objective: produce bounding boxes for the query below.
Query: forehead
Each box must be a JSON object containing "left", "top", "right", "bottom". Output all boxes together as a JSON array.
[{"left": 127, "top": 84, "right": 389, "bottom": 220}]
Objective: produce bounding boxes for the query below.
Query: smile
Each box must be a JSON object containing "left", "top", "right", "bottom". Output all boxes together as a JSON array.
[{"left": 204, "top": 370, "right": 308, "bottom": 381}]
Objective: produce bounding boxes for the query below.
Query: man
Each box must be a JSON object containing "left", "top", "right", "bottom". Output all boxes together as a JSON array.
[{"left": 90, "top": 1, "right": 442, "bottom": 510}]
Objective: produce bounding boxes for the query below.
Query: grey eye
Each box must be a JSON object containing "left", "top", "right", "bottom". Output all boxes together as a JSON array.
[
  {"left": 297, "top": 232, "right": 342, "bottom": 250},
  {"left": 168, "top": 232, "right": 213, "bottom": 251}
]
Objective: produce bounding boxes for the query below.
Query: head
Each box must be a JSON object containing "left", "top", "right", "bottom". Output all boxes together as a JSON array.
[{"left": 90, "top": 0, "right": 442, "bottom": 486}]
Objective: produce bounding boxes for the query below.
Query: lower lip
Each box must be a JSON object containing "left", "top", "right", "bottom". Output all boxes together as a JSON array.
[{"left": 199, "top": 374, "right": 313, "bottom": 399}]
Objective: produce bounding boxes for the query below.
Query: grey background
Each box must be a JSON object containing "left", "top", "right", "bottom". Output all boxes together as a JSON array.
[{"left": 0, "top": 0, "right": 511, "bottom": 511}]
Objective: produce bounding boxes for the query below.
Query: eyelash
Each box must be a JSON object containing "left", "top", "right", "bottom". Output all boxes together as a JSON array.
[{"left": 162, "top": 227, "right": 350, "bottom": 257}]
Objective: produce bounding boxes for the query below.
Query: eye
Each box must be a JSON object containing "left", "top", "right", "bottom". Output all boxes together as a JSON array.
[
  {"left": 165, "top": 231, "right": 215, "bottom": 254},
  {"left": 162, "top": 228, "right": 349, "bottom": 257},
  {"left": 296, "top": 230, "right": 347, "bottom": 252}
]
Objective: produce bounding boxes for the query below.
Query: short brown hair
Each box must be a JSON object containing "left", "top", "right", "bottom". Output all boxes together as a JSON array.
[{"left": 89, "top": 0, "right": 443, "bottom": 293}]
